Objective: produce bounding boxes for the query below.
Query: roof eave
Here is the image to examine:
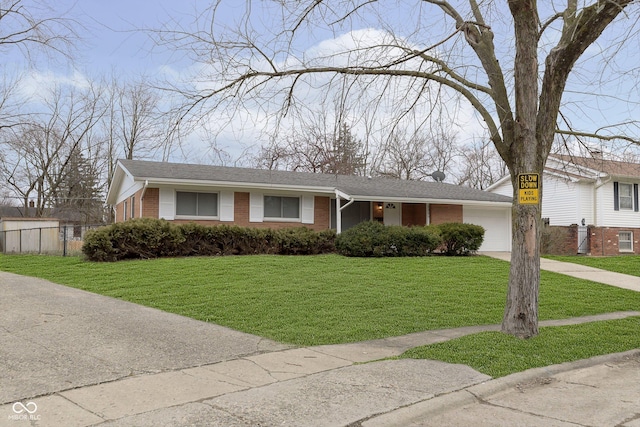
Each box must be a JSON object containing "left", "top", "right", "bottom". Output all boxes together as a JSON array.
[{"left": 139, "top": 177, "right": 338, "bottom": 194}]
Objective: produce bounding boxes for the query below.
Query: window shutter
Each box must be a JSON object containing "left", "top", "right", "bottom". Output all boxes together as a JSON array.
[
  {"left": 301, "top": 195, "right": 314, "bottom": 224},
  {"left": 158, "top": 188, "right": 175, "bottom": 220},
  {"left": 635, "top": 184, "right": 639, "bottom": 212},
  {"left": 249, "top": 192, "right": 264, "bottom": 222},
  {"left": 613, "top": 182, "right": 619, "bottom": 211},
  {"left": 219, "top": 191, "right": 235, "bottom": 221}
]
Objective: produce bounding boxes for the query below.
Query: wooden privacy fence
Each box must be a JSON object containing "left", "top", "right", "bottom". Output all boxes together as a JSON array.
[{"left": 0, "top": 224, "right": 102, "bottom": 256}]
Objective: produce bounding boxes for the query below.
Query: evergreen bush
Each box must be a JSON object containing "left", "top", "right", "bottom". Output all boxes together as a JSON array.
[
  {"left": 437, "top": 222, "right": 485, "bottom": 256},
  {"left": 83, "top": 219, "right": 335, "bottom": 261},
  {"left": 335, "top": 221, "right": 441, "bottom": 257}
]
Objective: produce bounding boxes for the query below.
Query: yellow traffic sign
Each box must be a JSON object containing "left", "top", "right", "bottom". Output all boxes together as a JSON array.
[{"left": 518, "top": 173, "right": 539, "bottom": 205}]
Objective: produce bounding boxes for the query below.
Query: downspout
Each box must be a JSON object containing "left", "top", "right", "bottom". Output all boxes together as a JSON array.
[
  {"left": 335, "top": 189, "right": 354, "bottom": 234},
  {"left": 594, "top": 174, "right": 611, "bottom": 256},
  {"left": 139, "top": 180, "right": 148, "bottom": 218}
]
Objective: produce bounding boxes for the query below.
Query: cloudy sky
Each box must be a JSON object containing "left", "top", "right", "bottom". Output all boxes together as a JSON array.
[{"left": 6, "top": 1, "right": 640, "bottom": 165}]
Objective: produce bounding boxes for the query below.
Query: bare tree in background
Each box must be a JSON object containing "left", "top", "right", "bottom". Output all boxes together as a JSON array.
[
  {"left": 457, "top": 140, "right": 507, "bottom": 190},
  {"left": 375, "top": 127, "right": 457, "bottom": 181},
  {"left": 256, "top": 116, "right": 367, "bottom": 175},
  {"left": 154, "top": 1, "right": 640, "bottom": 337},
  {"left": 1, "top": 84, "right": 103, "bottom": 217},
  {"left": 101, "top": 76, "right": 165, "bottom": 197}
]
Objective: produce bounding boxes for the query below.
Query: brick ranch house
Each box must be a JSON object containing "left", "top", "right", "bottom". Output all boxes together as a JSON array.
[
  {"left": 106, "top": 159, "right": 513, "bottom": 251},
  {"left": 488, "top": 154, "right": 640, "bottom": 255}
]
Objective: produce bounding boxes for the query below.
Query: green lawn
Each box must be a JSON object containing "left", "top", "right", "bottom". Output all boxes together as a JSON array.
[
  {"left": 2, "top": 254, "right": 639, "bottom": 346},
  {"left": 402, "top": 316, "right": 640, "bottom": 378},
  {"left": 546, "top": 254, "right": 640, "bottom": 277}
]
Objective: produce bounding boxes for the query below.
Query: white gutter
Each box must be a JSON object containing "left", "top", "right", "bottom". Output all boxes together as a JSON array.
[
  {"left": 139, "top": 180, "right": 149, "bottom": 218},
  {"left": 593, "top": 174, "right": 612, "bottom": 226}
]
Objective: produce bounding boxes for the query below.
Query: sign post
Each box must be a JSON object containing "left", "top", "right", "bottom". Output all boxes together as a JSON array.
[{"left": 518, "top": 173, "right": 539, "bottom": 205}]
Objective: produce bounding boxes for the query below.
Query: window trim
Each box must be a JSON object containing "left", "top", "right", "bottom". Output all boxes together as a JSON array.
[
  {"left": 263, "top": 195, "right": 301, "bottom": 221},
  {"left": 174, "top": 191, "right": 220, "bottom": 219},
  {"left": 618, "top": 231, "right": 633, "bottom": 252}
]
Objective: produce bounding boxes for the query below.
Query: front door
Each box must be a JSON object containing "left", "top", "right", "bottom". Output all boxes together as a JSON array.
[{"left": 383, "top": 202, "right": 401, "bottom": 226}]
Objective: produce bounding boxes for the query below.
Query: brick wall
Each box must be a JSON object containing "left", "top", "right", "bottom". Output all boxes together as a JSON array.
[
  {"left": 587, "top": 226, "right": 640, "bottom": 256},
  {"left": 141, "top": 188, "right": 159, "bottom": 218},
  {"left": 314, "top": 196, "right": 331, "bottom": 229},
  {"left": 541, "top": 225, "right": 578, "bottom": 255},
  {"left": 542, "top": 225, "right": 640, "bottom": 256},
  {"left": 114, "top": 201, "right": 124, "bottom": 222},
  {"left": 429, "top": 204, "right": 463, "bottom": 225}
]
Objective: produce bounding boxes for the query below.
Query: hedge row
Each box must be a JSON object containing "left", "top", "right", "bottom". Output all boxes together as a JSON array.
[
  {"left": 82, "top": 219, "right": 336, "bottom": 261},
  {"left": 82, "top": 218, "right": 485, "bottom": 261},
  {"left": 334, "top": 221, "right": 485, "bottom": 257}
]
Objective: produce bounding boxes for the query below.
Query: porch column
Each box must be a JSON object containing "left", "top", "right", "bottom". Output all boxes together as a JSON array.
[{"left": 336, "top": 194, "right": 342, "bottom": 234}]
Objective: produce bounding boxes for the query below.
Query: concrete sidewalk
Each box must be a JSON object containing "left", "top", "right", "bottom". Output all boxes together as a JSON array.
[
  {"left": 1, "top": 259, "right": 639, "bottom": 427},
  {"left": 364, "top": 350, "right": 640, "bottom": 427},
  {"left": 484, "top": 251, "right": 640, "bottom": 292}
]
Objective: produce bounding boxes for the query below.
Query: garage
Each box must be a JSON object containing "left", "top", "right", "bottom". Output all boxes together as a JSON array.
[{"left": 463, "top": 206, "right": 512, "bottom": 252}]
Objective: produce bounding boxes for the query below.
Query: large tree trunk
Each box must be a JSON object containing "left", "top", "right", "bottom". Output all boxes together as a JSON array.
[
  {"left": 501, "top": 0, "right": 543, "bottom": 338},
  {"left": 502, "top": 173, "right": 542, "bottom": 337}
]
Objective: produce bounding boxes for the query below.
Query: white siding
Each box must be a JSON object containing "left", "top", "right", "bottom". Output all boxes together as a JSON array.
[
  {"left": 116, "top": 174, "right": 142, "bottom": 204},
  {"left": 301, "top": 195, "right": 314, "bottom": 224},
  {"left": 158, "top": 188, "right": 175, "bottom": 220},
  {"left": 489, "top": 179, "right": 513, "bottom": 197},
  {"left": 541, "top": 176, "right": 582, "bottom": 226},
  {"left": 219, "top": 191, "right": 234, "bottom": 222},
  {"left": 492, "top": 174, "right": 590, "bottom": 226},
  {"left": 578, "top": 181, "right": 594, "bottom": 225},
  {"left": 463, "top": 207, "right": 511, "bottom": 252},
  {"left": 599, "top": 181, "right": 640, "bottom": 227}
]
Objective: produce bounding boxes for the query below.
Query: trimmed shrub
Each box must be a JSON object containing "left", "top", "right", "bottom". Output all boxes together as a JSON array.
[
  {"left": 437, "top": 222, "right": 485, "bottom": 256},
  {"left": 82, "top": 218, "right": 183, "bottom": 261},
  {"left": 335, "top": 221, "right": 441, "bottom": 257},
  {"left": 83, "top": 220, "right": 335, "bottom": 261},
  {"left": 276, "top": 227, "right": 336, "bottom": 255}
]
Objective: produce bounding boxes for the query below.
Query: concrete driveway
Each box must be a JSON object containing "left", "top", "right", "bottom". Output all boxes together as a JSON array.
[{"left": 0, "top": 271, "right": 291, "bottom": 404}]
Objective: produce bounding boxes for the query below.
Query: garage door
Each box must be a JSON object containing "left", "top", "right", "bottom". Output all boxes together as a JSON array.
[{"left": 463, "top": 207, "right": 511, "bottom": 252}]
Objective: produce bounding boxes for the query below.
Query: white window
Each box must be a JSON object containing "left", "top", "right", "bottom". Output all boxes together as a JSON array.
[
  {"left": 123, "top": 200, "right": 128, "bottom": 221},
  {"left": 264, "top": 195, "right": 300, "bottom": 219},
  {"left": 176, "top": 191, "right": 218, "bottom": 217},
  {"left": 619, "top": 183, "right": 633, "bottom": 210},
  {"left": 619, "top": 231, "right": 633, "bottom": 252},
  {"left": 130, "top": 196, "right": 135, "bottom": 218}
]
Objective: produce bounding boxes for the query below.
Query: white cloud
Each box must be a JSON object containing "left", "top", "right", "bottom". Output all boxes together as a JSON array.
[{"left": 17, "top": 69, "right": 92, "bottom": 102}]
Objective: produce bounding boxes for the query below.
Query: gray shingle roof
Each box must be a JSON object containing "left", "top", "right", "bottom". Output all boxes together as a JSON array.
[{"left": 118, "top": 159, "right": 512, "bottom": 204}]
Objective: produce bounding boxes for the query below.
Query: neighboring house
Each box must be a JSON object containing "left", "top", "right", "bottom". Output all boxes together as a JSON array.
[
  {"left": 488, "top": 154, "right": 640, "bottom": 255},
  {"left": 106, "top": 159, "right": 514, "bottom": 251}
]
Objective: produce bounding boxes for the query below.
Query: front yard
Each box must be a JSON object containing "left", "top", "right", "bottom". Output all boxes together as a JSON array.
[
  {"left": 1, "top": 254, "right": 638, "bottom": 348},
  {"left": 2, "top": 253, "right": 639, "bottom": 377}
]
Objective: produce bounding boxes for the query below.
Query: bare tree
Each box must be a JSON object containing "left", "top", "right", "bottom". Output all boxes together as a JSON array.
[
  {"left": 457, "top": 139, "right": 507, "bottom": 190},
  {"left": 375, "top": 127, "right": 458, "bottom": 181},
  {"left": 154, "top": 1, "right": 640, "bottom": 337},
  {"left": 100, "top": 76, "right": 165, "bottom": 195},
  {"left": 1, "top": 83, "right": 103, "bottom": 217},
  {"left": 255, "top": 115, "right": 368, "bottom": 175},
  {"left": 114, "top": 79, "right": 163, "bottom": 160}
]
